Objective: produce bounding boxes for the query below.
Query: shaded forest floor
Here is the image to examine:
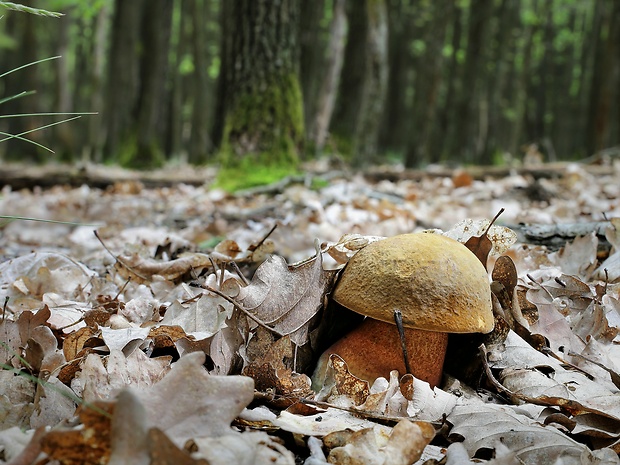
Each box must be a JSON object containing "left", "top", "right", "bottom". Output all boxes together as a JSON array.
[
  {"left": 1, "top": 159, "right": 618, "bottom": 263},
  {"left": 1, "top": 159, "right": 620, "bottom": 464}
]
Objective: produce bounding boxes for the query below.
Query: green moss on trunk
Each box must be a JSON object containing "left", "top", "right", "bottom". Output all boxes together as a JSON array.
[{"left": 221, "top": 72, "right": 304, "bottom": 168}]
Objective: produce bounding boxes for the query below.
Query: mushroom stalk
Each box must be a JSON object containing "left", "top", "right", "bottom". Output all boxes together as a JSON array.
[{"left": 313, "top": 318, "right": 449, "bottom": 388}]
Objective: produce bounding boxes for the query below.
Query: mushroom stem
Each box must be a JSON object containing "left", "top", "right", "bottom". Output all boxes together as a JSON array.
[
  {"left": 393, "top": 309, "right": 413, "bottom": 375},
  {"left": 313, "top": 318, "right": 449, "bottom": 388}
]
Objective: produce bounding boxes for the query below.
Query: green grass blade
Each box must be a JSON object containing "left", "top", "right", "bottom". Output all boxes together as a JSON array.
[
  {"left": 0, "top": 90, "right": 35, "bottom": 105},
  {"left": 0, "top": 115, "right": 82, "bottom": 147},
  {"left": 0, "top": 130, "right": 55, "bottom": 152},
  {"left": 0, "top": 112, "right": 97, "bottom": 118},
  {"left": 0, "top": 2, "right": 63, "bottom": 18},
  {"left": 0, "top": 56, "right": 60, "bottom": 78},
  {"left": 0, "top": 215, "right": 102, "bottom": 227}
]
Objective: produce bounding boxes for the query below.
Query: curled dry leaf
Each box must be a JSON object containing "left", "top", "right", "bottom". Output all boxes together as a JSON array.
[
  {"left": 324, "top": 234, "right": 386, "bottom": 265},
  {"left": 316, "top": 354, "right": 370, "bottom": 406},
  {"left": 243, "top": 333, "right": 314, "bottom": 406},
  {"left": 114, "top": 252, "right": 212, "bottom": 283},
  {"left": 234, "top": 249, "right": 337, "bottom": 346}
]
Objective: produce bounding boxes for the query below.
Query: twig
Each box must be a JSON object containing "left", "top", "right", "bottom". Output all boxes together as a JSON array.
[
  {"left": 93, "top": 230, "right": 149, "bottom": 282},
  {"left": 204, "top": 286, "right": 284, "bottom": 337},
  {"left": 248, "top": 223, "right": 278, "bottom": 252},
  {"left": 298, "top": 397, "right": 441, "bottom": 428},
  {"left": 393, "top": 309, "right": 412, "bottom": 375}
]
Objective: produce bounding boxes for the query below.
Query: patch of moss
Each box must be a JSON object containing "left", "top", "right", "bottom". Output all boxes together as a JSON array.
[
  {"left": 213, "top": 156, "right": 300, "bottom": 193},
  {"left": 117, "top": 135, "right": 165, "bottom": 169},
  {"left": 220, "top": 72, "right": 304, "bottom": 169}
]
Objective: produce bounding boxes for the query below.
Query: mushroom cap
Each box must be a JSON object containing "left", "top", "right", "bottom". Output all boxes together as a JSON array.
[{"left": 332, "top": 233, "right": 494, "bottom": 333}]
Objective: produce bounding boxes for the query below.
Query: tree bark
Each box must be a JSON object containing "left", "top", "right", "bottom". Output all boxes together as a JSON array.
[
  {"left": 85, "top": 4, "right": 110, "bottom": 163},
  {"left": 331, "top": 0, "right": 368, "bottom": 152},
  {"left": 188, "top": 0, "right": 216, "bottom": 163},
  {"left": 378, "top": 0, "right": 414, "bottom": 155},
  {"left": 351, "top": 0, "right": 388, "bottom": 166},
  {"left": 405, "top": 0, "right": 451, "bottom": 167},
  {"left": 299, "top": 0, "right": 327, "bottom": 145},
  {"left": 448, "top": 0, "right": 493, "bottom": 163},
  {"left": 220, "top": 0, "right": 304, "bottom": 167},
  {"left": 433, "top": 4, "right": 463, "bottom": 162},
  {"left": 133, "top": 0, "right": 173, "bottom": 168},
  {"left": 103, "top": 0, "right": 144, "bottom": 162},
  {"left": 2, "top": 12, "right": 45, "bottom": 161},
  {"left": 312, "top": 0, "right": 347, "bottom": 152},
  {"left": 586, "top": 0, "right": 620, "bottom": 155}
]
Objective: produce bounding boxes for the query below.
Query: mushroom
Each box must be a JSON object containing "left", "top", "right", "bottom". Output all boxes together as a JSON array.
[{"left": 313, "top": 232, "right": 494, "bottom": 388}]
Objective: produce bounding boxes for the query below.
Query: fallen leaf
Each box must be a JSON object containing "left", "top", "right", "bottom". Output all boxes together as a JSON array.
[
  {"left": 126, "top": 351, "right": 254, "bottom": 447},
  {"left": 40, "top": 401, "right": 115, "bottom": 465},
  {"left": 235, "top": 248, "right": 337, "bottom": 345},
  {"left": 326, "top": 419, "right": 434, "bottom": 465}
]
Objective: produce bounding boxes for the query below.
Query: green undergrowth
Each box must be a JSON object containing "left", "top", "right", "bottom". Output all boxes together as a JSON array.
[{"left": 214, "top": 162, "right": 300, "bottom": 192}]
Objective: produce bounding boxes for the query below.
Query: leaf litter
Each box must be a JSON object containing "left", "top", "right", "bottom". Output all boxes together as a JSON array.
[{"left": 0, "top": 162, "right": 620, "bottom": 463}]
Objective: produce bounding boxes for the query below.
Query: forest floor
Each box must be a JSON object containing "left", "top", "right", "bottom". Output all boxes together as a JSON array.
[{"left": 0, "top": 159, "right": 619, "bottom": 464}]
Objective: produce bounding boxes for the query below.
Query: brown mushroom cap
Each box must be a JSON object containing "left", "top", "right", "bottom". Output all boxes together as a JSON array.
[{"left": 332, "top": 232, "right": 494, "bottom": 333}]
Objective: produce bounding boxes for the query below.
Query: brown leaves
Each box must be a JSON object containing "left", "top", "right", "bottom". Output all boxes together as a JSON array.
[{"left": 233, "top": 247, "right": 337, "bottom": 345}]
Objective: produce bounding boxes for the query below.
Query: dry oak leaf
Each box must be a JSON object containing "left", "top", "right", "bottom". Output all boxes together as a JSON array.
[
  {"left": 159, "top": 292, "right": 233, "bottom": 340},
  {"left": 40, "top": 401, "right": 115, "bottom": 465},
  {"left": 444, "top": 218, "right": 517, "bottom": 256},
  {"left": 71, "top": 349, "right": 171, "bottom": 402},
  {"left": 243, "top": 333, "right": 313, "bottom": 406},
  {"left": 326, "top": 419, "right": 435, "bottom": 465},
  {"left": 595, "top": 218, "right": 620, "bottom": 282},
  {"left": 0, "top": 252, "right": 95, "bottom": 302},
  {"left": 234, "top": 247, "right": 337, "bottom": 345},
  {"left": 122, "top": 351, "right": 255, "bottom": 447},
  {"left": 447, "top": 403, "right": 620, "bottom": 465}
]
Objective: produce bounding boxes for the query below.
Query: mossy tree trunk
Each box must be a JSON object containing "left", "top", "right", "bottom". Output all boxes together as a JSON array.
[{"left": 219, "top": 0, "right": 304, "bottom": 168}]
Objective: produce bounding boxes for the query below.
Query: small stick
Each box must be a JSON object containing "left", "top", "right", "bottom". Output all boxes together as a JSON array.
[
  {"left": 248, "top": 223, "right": 277, "bottom": 252},
  {"left": 394, "top": 309, "right": 412, "bottom": 375},
  {"left": 205, "top": 285, "right": 284, "bottom": 337}
]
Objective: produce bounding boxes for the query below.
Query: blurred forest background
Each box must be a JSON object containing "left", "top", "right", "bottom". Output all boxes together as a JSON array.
[{"left": 0, "top": 0, "right": 619, "bottom": 171}]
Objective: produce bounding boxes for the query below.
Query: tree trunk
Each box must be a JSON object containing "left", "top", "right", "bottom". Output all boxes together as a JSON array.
[
  {"left": 351, "top": 0, "right": 388, "bottom": 166},
  {"left": 132, "top": 0, "right": 173, "bottom": 168},
  {"left": 507, "top": 2, "right": 540, "bottom": 158},
  {"left": 52, "top": 11, "right": 74, "bottom": 160},
  {"left": 210, "top": 0, "right": 233, "bottom": 151},
  {"left": 188, "top": 0, "right": 216, "bottom": 163},
  {"left": 586, "top": 0, "right": 620, "bottom": 155},
  {"left": 312, "top": 0, "right": 347, "bottom": 152},
  {"left": 331, "top": 0, "right": 368, "bottom": 153},
  {"left": 448, "top": 0, "right": 493, "bottom": 163},
  {"left": 378, "top": 0, "right": 414, "bottom": 155},
  {"left": 85, "top": 3, "right": 110, "bottom": 163},
  {"left": 103, "top": 0, "right": 144, "bottom": 162},
  {"left": 405, "top": 0, "right": 451, "bottom": 167},
  {"left": 2, "top": 12, "right": 45, "bottom": 162},
  {"left": 299, "top": 0, "right": 326, "bottom": 145},
  {"left": 433, "top": 4, "right": 463, "bottom": 162},
  {"left": 167, "top": 0, "right": 188, "bottom": 161},
  {"left": 220, "top": 0, "right": 304, "bottom": 168}
]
